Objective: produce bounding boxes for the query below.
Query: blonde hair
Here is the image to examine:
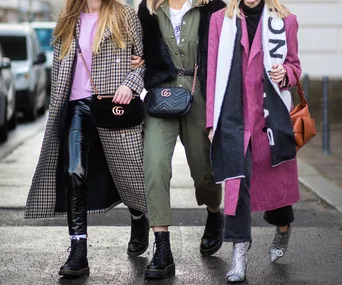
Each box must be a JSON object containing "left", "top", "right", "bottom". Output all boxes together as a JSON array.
[
  {"left": 146, "top": 0, "right": 209, "bottom": 14},
  {"left": 53, "top": 0, "right": 130, "bottom": 59},
  {"left": 226, "top": 0, "right": 290, "bottom": 19}
]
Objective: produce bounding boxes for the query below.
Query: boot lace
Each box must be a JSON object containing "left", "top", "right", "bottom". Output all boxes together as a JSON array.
[
  {"left": 66, "top": 238, "right": 83, "bottom": 264},
  {"left": 151, "top": 239, "right": 168, "bottom": 264}
]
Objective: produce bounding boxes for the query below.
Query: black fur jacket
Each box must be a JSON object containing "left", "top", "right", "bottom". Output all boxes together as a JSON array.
[{"left": 138, "top": 0, "right": 226, "bottom": 95}]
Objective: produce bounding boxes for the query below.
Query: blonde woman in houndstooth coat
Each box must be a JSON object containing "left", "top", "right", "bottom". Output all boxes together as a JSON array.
[{"left": 25, "top": 0, "right": 148, "bottom": 278}]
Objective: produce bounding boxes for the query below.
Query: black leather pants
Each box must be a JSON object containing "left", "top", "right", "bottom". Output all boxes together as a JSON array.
[
  {"left": 65, "top": 98, "right": 93, "bottom": 235},
  {"left": 64, "top": 98, "right": 144, "bottom": 235}
]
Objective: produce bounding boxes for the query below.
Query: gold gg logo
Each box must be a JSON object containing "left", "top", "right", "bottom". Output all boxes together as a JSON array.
[
  {"left": 161, "top": 89, "right": 171, "bottom": 97},
  {"left": 112, "top": 106, "right": 124, "bottom": 116}
]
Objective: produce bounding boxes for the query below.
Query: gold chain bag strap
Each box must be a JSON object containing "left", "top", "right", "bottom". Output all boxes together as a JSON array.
[
  {"left": 289, "top": 67, "right": 316, "bottom": 150},
  {"left": 75, "top": 32, "right": 143, "bottom": 129},
  {"left": 144, "top": 65, "right": 199, "bottom": 118}
]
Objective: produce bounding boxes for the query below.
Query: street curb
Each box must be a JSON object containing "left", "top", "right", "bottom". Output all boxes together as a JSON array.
[
  {"left": 298, "top": 158, "right": 342, "bottom": 213},
  {"left": 0, "top": 115, "right": 47, "bottom": 160}
]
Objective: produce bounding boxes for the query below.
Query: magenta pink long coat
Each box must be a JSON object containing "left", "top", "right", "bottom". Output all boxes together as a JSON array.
[{"left": 206, "top": 9, "right": 302, "bottom": 215}]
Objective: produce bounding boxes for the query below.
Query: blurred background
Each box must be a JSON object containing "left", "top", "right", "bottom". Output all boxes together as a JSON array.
[{"left": 0, "top": 0, "right": 340, "bottom": 159}]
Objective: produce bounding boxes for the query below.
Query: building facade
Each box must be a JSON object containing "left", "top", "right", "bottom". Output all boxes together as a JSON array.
[
  {"left": 47, "top": 0, "right": 342, "bottom": 79},
  {"left": 284, "top": 0, "right": 342, "bottom": 79}
]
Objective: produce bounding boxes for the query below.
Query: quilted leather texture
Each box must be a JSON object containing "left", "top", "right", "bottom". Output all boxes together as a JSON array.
[{"left": 145, "top": 87, "right": 193, "bottom": 118}]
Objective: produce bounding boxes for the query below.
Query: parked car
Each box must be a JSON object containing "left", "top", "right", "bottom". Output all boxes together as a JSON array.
[
  {"left": 31, "top": 22, "right": 55, "bottom": 99},
  {"left": 0, "top": 46, "right": 16, "bottom": 142},
  {"left": 0, "top": 23, "right": 47, "bottom": 121}
]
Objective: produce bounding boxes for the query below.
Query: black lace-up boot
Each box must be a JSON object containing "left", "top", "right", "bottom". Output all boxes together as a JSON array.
[
  {"left": 200, "top": 208, "right": 224, "bottom": 256},
  {"left": 127, "top": 214, "right": 149, "bottom": 256},
  {"left": 145, "top": 232, "right": 175, "bottom": 279},
  {"left": 59, "top": 238, "right": 89, "bottom": 277}
]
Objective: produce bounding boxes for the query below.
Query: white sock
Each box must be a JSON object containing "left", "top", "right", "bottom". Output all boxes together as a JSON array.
[
  {"left": 132, "top": 214, "right": 144, "bottom": 220},
  {"left": 70, "top": 234, "right": 87, "bottom": 240}
]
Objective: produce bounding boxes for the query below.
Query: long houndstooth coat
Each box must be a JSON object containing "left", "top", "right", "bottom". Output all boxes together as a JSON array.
[{"left": 25, "top": 5, "right": 147, "bottom": 219}]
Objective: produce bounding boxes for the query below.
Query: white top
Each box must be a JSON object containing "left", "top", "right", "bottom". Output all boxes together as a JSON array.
[{"left": 169, "top": 0, "right": 192, "bottom": 45}]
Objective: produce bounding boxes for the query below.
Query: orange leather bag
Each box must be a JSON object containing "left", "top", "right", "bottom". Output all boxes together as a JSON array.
[{"left": 289, "top": 68, "right": 316, "bottom": 150}]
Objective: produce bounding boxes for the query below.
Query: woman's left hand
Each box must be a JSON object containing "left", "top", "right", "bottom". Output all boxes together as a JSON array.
[
  {"left": 132, "top": 55, "right": 144, "bottom": 69},
  {"left": 269, "top": 64, "right": 287, "bottom": 84},
  {"left": 113, "top": 85, "right": 133, "bottom": 105}
]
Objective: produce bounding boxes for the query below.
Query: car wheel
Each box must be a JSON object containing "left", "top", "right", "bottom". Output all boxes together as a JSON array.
[
  {"left": 8, "top": 113, "right": 17, "bottom": 130},
  {"left": 24, "top": 90, "right": 37, "bottom": 121},
  {"left": 38, "top": 100, "right": 46, "bottom": 116},
  {"left": 0, "top": 102, "right": 8, "bottom": 143}
]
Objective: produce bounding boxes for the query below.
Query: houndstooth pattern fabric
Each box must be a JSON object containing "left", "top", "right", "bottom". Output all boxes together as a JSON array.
[
  {"left": 98, "top": 125, "right": 146, "bottom": 213},
  {"left": 25, "top": 4, "right": 146, "bottom": 218}
]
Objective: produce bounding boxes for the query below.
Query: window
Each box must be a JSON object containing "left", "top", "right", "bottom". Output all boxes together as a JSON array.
[
  {"left": 0, "top": 36, "right": 27, "bottom": 61},
  {"left": 34, "top": 28, "right": 53, "bottom": 52}
]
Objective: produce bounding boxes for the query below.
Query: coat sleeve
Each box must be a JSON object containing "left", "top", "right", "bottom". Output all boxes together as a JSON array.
[
  {"left": 121, "top": 5, "right": 145, "bottom": 96},
  {"left": 206, "top": 13, "right": 220, "bottom": 129},
  {"left": 49, "top": 38, "right": 61, "bottom": 111},
  {"left": 281, "top": 15, "right": 302, "bottom": 90}
]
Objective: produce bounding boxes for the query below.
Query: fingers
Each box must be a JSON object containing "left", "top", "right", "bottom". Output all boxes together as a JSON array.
[
  {"left": 279, "top": 79, "right": 286, "bottom": 88},
  {"left": 269, "top": 64, "right": 286, "bottom": 83},
  {"left": 113, "top": 90, "right": 119, "bottom": 103},
  {"left": 122, "top": 93, "right": 132, "bottom": 105},
  {"left": 113, "top": 86, "right": 132, "bottom": 104},
  {"left": 131, "top": 55, "right": 144, "bottom": 69}
]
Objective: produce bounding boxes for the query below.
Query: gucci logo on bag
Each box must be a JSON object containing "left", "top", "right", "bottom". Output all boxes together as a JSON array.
[
  {"left": 112, "top": 106, "right": 124, "bottom": 116},
  {"left": 161, "top": 89, "right": 172, "bottom": 97}
]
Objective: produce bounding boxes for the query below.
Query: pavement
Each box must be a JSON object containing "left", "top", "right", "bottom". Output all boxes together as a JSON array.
[
  {"left": 297, "top": 123, "right": 342, "bottom": 212},
  {"left": 0, "top": 116, "right": 342, "bottom": 285}
]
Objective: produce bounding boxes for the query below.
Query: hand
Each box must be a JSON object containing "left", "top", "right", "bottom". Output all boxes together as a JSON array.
[
  {"left": 131, "top": 55, "right": 144, "bottom": 69},
  {"left": 208, "top": 128, "right": 213, "bottom": 143},
  {"left": 113, "top": 85, "right": 133, "bottom": 105},
  {"left": 269, "top": 64, "right": 287, "bottom": 84}
]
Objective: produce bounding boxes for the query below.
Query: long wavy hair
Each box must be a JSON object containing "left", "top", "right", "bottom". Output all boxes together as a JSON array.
[
  {"left": 226, "top": 0, "right": 290, "bottom": 18},
  {"left": 146, "top": 0, "right": 209, "bottom": 14},
  {"left": 53, "top": 0, "right": 130, "bottom": 59}
]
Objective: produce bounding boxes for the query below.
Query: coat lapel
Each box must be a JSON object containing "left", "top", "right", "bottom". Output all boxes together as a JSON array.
[
  {"left": 240, "top": 16, "right": 250, "bottom": 57},
  {"left": 248, "top": 18, "right": 262, "bottom": 65}
]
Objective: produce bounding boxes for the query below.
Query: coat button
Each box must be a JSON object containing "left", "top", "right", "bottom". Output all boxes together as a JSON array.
[
  {"left": 121, "top": 133, "right": 125, "bottom": 138},
  {"left": 175, "top": 52, "right": 178, "bottom": 55},
  {"left": 183, "top": 21, "right": 186, "bottom": 25},
  {"left": 181, "top": 39, "right": 185, "bottom": 42},
  {"left": 116, "top": 58, "right": 120, "bottom": 63}
]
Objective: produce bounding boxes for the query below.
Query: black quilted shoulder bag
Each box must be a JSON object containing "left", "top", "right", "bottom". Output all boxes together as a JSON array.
[
  {"left": 75, "top": 33, "right": 143, "bottom": 129},
  {"left": 145, "top": 65, "right": 198, "bottom": 118}
]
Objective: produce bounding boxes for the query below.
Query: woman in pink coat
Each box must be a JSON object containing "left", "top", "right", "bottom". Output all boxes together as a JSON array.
[{"left": 206, "top": 0, "right": 301, "bottom": 282}]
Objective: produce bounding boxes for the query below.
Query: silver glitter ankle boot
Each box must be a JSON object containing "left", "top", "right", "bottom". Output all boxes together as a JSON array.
[
  {"left": 269, "top": 225, "right": 292, "bottom": 263},
  {"left": 226, "top": 242, "right": 250, "bottom": 283}
]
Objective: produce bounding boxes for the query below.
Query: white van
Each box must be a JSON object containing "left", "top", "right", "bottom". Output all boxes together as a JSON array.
[
  {"left": 31, "top": 22, "right": 55, "bottom": 96},
  {"left": 0, "top": 23, "right": 47, "bottom": 121}
]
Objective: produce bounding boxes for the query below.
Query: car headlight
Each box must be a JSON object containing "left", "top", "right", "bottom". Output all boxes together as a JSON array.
[{"left": 16, "top": 72, "right": 29, "bottom": 81}]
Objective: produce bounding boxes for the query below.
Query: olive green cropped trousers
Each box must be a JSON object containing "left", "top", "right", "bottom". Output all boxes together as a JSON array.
[{"left": 143, "top": 93, "right": 222, "bottom": 227}]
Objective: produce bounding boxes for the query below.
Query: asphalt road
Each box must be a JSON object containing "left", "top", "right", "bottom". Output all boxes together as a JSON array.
[{"left": 0, "top": 116, "right": 341, "bottom": 285}]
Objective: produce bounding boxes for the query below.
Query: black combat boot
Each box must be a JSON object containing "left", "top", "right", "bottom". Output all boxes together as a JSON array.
[
  {"left": 127, "top": 214, "right": 149, "bottom": 256},
  {"left": 145, "top": 232, "right": 175, "bottom": 279},
  {"left": 200, "top": 208, "right": 224, "bottom": 256},
  {"left": 59, "top": 238, "right": 89, "bottom": 277}
]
